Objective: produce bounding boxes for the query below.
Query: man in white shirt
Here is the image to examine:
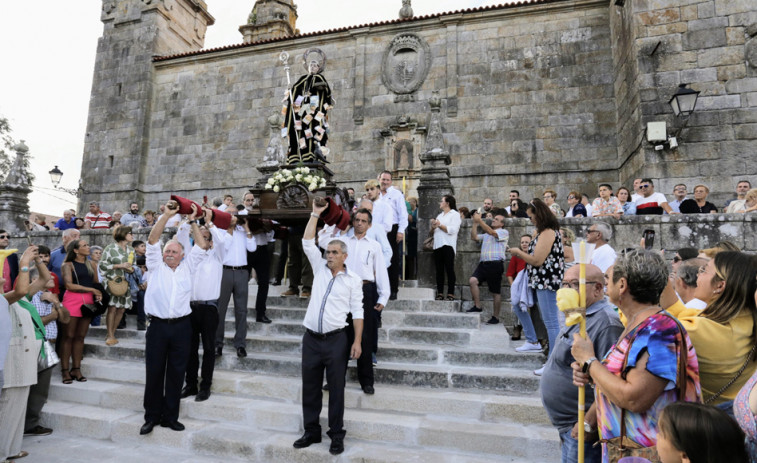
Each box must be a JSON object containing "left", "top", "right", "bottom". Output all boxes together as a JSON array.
[
  {"left": 668, "top": 184, "right": 687, "bottom": 213},
  {"left": 176, "top": 207, "right": 230, "bottom": 403},
  {"left": 140, "top": 200, "right": 201, "bottom": 436},
  {"left": 505, "top": 190, "right": 520, "bottom": 215},
  {"left": 318, "top": 207, "right": 389, "bottom": 393},
  {"left": 378, "top": 171, "right": 409, "bottom": 300},
  {"left": 674, "top": 258, "right": 708, "bottom": 310},
  {"left": 215, "top": 203, "right": 257, "bottom": 358},
  {"left": 586, "top": 222, "right": 617, "bottom": 273},
  {"left": 364, "top": 180, "right": 392, "bottom": 234},
  {"left": 240, "top": 193, "right": 273, "bottom": 324},
  {"left": 630, "top": 178, "right": 643, "bottom": 202},
  {"left": 293, "top": 200, "right": 363, "bottom": 456},
  {"left": 353, "top": 199, "right": 392, "bottom": 267}
]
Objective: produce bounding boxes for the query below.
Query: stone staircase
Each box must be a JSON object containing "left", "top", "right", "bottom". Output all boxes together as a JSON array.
[{"left": 34, "top": 285, "right": 559, "bottom": 462}]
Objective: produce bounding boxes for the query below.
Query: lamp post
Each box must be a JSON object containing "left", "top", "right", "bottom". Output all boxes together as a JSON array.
[
  {"left": 668, "top": 84, "right": 700, "bottom": 117},
  {"left": 48, "top": 165, "right": 82, "bottom": 197}
]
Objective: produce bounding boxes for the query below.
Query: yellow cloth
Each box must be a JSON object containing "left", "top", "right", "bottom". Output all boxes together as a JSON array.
[{"left": 623, "top": 302, "right": 757, "bottom": 404}]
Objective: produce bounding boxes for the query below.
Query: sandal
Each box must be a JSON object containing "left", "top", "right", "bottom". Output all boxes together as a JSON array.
[
  {"left": 62, "top": 368, "right": 73, "bottom": 385},
  {"left": 446, "top": 294, "right": 455, "bottom": 301},
  {"left": 435, "top": 294, "right": 444, "bottom": 301},
  {"left": 70, "top": 367, "right": 87, "bottom": 382},
  {"left": 105, "top": 337, "right": 118, "bottom": 346},
  {"left": 510, "top": 324, "right": 523, "bottom": 341},
  {"left": 7, "top": 451, "right": 29, "bottom": 459}
]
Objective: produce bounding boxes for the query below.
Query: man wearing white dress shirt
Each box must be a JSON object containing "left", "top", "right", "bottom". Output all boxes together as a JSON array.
[
  {"left": 318, "top": 207, "right": 389, "bottom": 394},
  {"left": 215, "top": 201, "right": 258, "bottom": 358},
  {"left": 364, "top": 180, "right": 392, "bottom": 234},
  {"left": 140, "top": 201, "right": 202, "bottom": 436},
  {"left": 379, "top": 171, "right": 408, "bottom": 300},
  {"left": 293, "top": 200, "right": 364, "bottom": 456},
  {"left": 585, "top": 222, "right": 617, "bottom": 273},
  {"left": 176, "top": 207, "right": 229, "bottom": 402}
]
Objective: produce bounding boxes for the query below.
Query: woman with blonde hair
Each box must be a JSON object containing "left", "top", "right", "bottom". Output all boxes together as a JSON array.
[
  {"left": 99, "top": 225, "right": 135, "bottom": 346},
  {"left": 679, "top": 184, "right": 718, "bottom": 214},
  {"left": 542, "top": 189, "right": 561, "bottom": 216}
]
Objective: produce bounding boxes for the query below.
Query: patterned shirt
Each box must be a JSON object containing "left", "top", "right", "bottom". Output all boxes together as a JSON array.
[
  {"left": 85, "top": 211, "right": 112, "bottom": 229},
  {"left": 595, "top": 312, "right": 702, "bottom": 462},
  {"left": 591, "top": 197, "right": 622, "bottom": 216},
  {"left": 477, "top": 228, "right": 509, "bottom": 262},
  {"left": 30, "top": 292, "right": 57, "bottom": 340},
  {"left": 526, "top": 229, "right": 564, "bottom": 291}
]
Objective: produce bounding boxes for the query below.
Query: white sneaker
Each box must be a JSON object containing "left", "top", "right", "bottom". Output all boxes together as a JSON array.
[
  {"left": 534, "top": 364, "right": 545, "bottom": 376},
  {"left": 515, "top": 341, "right": 542, "bottom": 353}
]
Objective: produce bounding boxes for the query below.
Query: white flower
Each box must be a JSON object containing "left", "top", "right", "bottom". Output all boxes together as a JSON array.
[
  {"left": 295, "top": 174, "right": 302, "bottom": 182},
  {"left": 265, "top": 184, "right": 273, "bottom": 190},
  {"left": 302, "top": 167, "right": 310, "bottom": 174},
  {"left": 282, "top": 169, "right": 291, "bottom": 175},
  {"left": 273, "top": 185, "right": 280, "bottom": 193},
  {"left": 319, "top": 178, "right": 327, "bottom": 186},
  {"left": 267, "top": 178, "right": 275, "bottom": 185},
  {"left": 308, "top": 183, "right": 317, "bottom": 191}
]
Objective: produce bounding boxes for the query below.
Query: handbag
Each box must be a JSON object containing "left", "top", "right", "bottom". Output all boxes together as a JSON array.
[
  {"left": 422, "top": 229, "right": 434, "bottom": 251},
  {"left": 72, "top": 264, "right": 109, "bottom": 318},
  {"left": 38, "top": 339, "right": 60, "bottom": 372},
  {"left": 601, "top": 312, "right": 688, "bottom": 463},
  {"left": 107, "top": 276, "right": 129, "bottom": 297}
]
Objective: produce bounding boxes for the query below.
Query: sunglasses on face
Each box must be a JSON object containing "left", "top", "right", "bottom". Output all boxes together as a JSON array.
[
  {"left": 0, "top": 235, "right": 9, "bottom": 239},
  {"left": 640, "top": 184, "right": 651, "bottom": 189}
]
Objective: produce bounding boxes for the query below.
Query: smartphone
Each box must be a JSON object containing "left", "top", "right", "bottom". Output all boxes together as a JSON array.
[{"left": 642, "top": 229, "right": 655, "bottom": 250}]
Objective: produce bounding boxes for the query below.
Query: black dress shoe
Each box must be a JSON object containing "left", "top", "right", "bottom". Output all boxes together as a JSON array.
[
  {"left": 322, "top": 383, "right": 329, "bottom": 391},
  {"left": 256, "top": 315, "right": 272, "bottom": 324},
  {"left": 215, "top": 346, "right": 222, "bottom": 357},
  {"left": 389, "top": 292, "right": 397, "bottom": 300},
  {"left": 293, "top": 432, "right": 322, "bottom": 449},
  {"left": 180, "top": 386, "right": 198, "bottom": 398},
  {"left": 329, "top": 437, "right": 344, "bottom": 455},
  {"left": 362, "top": 385, "right": 375, "bottom": 395},
  {"left": 195, "top": 390, "right": 211, "bottom": 402},
  {"left": 236, "top": 347, "right": 247, "bottom": 358},
  {"left": 160, "top": 420, "right": 185, "bottom": 431},
  {"left": 139, "top": 421, "right": 157, "bottom": 435}
]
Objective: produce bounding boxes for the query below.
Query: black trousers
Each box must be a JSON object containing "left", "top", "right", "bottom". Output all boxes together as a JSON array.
[
  {"left": 144, "top": 315, "right": 191, "bottom": 423},
  {"left": 184, "top": 302, "right": 218, "bottom": 392},
  {"left": 248, "top": 244, "right": 270, "bottom": 317},
  {"left": 25, "top": 364, "right": 53, "bottom": 431},
  {"left": 433, "top": 245, "right": 456, "bottom": 296},
  {"left": 345, "top": 282, "right": 377, "bottom": 388},
  {"left": 301, "top": 330, "right": 348, "bottom": 439},
  {"left": 387, "top": 224, "right": 400, "bottom": 294}
]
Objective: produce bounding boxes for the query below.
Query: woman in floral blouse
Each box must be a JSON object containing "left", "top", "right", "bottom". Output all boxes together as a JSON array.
[
  {"left": 508, "top": 198, "right": 564, "bottom": 368},
  {"left": 99, "top": 225, "right": 135, "bottom": 346}
]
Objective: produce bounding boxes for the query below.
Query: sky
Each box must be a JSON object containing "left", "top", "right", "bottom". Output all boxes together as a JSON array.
[{"left": 0, "top": 0, "right": 504, "bottom": 216}]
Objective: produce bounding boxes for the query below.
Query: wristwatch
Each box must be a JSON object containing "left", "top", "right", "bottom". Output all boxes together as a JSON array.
[
  {"left": 582, "top": 356, "right": 598, "bottom": 373},
  {"left": 584, "top": 421, "right": 595, "bottom": 433}
]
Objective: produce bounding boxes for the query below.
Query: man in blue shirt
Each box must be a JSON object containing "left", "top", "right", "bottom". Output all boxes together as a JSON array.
[{"left": 53, "top": 210, "right": 77, "bottom": 231}]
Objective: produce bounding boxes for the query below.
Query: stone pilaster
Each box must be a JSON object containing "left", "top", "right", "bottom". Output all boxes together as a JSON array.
[{"left": 0, "top": 141, "right": 32, "bottom": 234}]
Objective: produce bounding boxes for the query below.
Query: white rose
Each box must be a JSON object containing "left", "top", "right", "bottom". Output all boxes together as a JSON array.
[
  {"left": 267, "top": 178, "right": 275, "bottom": 185},
  {"left": 295, "top": 174, "right": 302, "bottom": 182},
  {"left": 265, "top": 184, "right": 273, "bottom": 190},
  {"left": 273, "top": 185, "right": 280, "bottom": 193},
  {"left": 302, "top": 167, "right": 310, "bottom": 174},
  {"left": 320, "top": 178, "right": 327, "bottom": 186},
  {"left": 282, "top": 169, "right": 291, "bottom": 175},
  {"left": 308, "top": 183, "right": 317, "bottom": 191}
]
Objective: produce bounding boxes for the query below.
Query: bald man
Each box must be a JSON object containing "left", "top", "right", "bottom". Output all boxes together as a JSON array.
[{"left": 540, "top": 264, "right": 623, "bottom": 463}]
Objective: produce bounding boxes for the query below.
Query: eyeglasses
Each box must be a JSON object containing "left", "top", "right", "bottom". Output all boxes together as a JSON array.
[
  {"left": 698, "top": 266, "right": 710, "bottom": 275},
  {"left": 640, "top": 184, "right": 651, "bottom": 189},
  {"left": 561, "top": 281, "right": 599, "bottom": 290},
  {"left": 567, "top": 196, "right": 575, "bottom": 200},
  {"left": 0, "top": 235, "right": 9, "bottom": 239}
]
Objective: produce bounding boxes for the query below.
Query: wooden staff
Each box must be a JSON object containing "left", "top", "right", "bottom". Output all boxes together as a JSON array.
[{"left": 577, "top": 240, "right": 587, "bottom": 463}]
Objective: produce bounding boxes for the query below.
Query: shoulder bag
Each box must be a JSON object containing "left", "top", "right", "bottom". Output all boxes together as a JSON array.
[
  {"left": 601, "top": 312, "right": 688, "bottom": 463},
  {"left": 422, "top": 229, "right": 434, "bottom": 252},
  {"left": 72, "top": 263, "right": 108, "bottom": 318}
]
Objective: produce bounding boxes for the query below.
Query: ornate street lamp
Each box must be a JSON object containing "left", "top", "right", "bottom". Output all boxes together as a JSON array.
[
  {"left": 48, "top": 165, "right": 82, "bottom": 197},
  {"left": 668, "top": 84, "right": 700, "bottom": 117}
]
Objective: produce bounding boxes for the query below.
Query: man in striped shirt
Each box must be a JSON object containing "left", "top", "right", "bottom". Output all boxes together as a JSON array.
[{"left": 84, "top": 201, "right": 112, "bottom": 229}]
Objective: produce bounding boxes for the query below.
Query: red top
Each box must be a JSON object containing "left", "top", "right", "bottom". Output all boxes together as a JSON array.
[{"left": 506, "top": 255, "right": 527, "bottom": 279}]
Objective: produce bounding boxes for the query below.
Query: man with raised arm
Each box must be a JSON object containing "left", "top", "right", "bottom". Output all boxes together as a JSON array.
[{"left": 293, "top": 198, "right": 364, "bottom": 456}]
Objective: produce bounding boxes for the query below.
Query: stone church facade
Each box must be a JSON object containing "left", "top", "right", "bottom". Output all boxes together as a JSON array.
[{"left": 80, "top": 0, "right": 757, "bottom": 213}]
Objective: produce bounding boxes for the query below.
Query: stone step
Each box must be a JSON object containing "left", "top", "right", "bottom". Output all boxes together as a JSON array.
[
  {"left": 41, "top": 385, "right": 557, "bottom": 460},
  {"left": 251, "top": 284, "right": 435, "bottom": 301},
  {"left": 249, "top": 295, "right": 462, "bottom": 313},
  {"left": 86, "top": 326, "right": 543, "bottom": 369},
  {"left": 82, "top": 339, "right": 542, "bottom": 393}
]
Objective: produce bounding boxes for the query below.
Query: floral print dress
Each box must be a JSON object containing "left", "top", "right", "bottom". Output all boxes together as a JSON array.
[
  {"left": 526, "top": 228, "right": 564, "bottom": 291},
  {"left": 99, "top": 242, "right": 133, "bottom": 309},
  {"left": 735, "top": 370, "right": 757, "bottom": 462}
]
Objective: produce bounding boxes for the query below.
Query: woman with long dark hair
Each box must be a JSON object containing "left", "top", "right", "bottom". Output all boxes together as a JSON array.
[
  {"left": 60, "top": 239, "right": 102, "bottom": 383},
  {"left": 508, "top": 199, "right": 564, "bottom": 370},
  {"left": 431, "top": 194, "right": 461, "bottom": 301}
]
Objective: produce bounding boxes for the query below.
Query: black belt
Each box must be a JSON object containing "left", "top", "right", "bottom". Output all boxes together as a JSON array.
[
  {"left": 191, "top": 300, "right": 218, "bottom": 308},
  {"left": 362, "top": 280, "right": 375, "bottom": 285},
  {"left": 223, "top": 265, "right": 246, "bottom": 270},
  {"left": 306, "top": 328, "right": 345, "bottom": 340},
  {"left": 148, "top": 314, "right": 190, "bottom": 324}
]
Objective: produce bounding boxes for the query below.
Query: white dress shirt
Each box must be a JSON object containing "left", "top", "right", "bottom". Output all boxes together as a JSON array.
[
  {"left": 433, "top": 210, "right": 462, "bottom": 253},
  {"left": 318, "top": 226, "right": 390, "bottom": 307},
  {"left": 590, "top": 244, "right": 617, "bottom": 273},
  {"left": 371, "top": 198, "right": 394, "bottom": 233},
  {"left": 176, "top": 223, "right": 229, "bottom": 301},
  {"left": 347, "top": 226, "right": 391, "bottom": 268},
  {"left": 223, "top": 226, "right": 258, "bottom": 266},
  {"left": 301, "top": 238, "right": 364, "bottom": 333},
  {"left": 380, "top": 186, "right": 409, "bottom": 234},
  {"left": 144, "top": 241, "right": 198, "bottom": 319}
]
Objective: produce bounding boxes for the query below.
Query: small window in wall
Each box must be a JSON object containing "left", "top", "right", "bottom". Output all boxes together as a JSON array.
[
  {"left": 117, "top": 83, "right": 122, "bottom": 96},
  {"left": 109, "top": 155, "right": 114, "bottom": 168}
]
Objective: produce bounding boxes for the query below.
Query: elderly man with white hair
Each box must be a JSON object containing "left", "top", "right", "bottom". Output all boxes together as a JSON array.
[
  {"left": 585, "top": 222, "right": 617, "bottom": 273},
  {"left": 53, "top": 210, "right": 77, "bottom": 231}
]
